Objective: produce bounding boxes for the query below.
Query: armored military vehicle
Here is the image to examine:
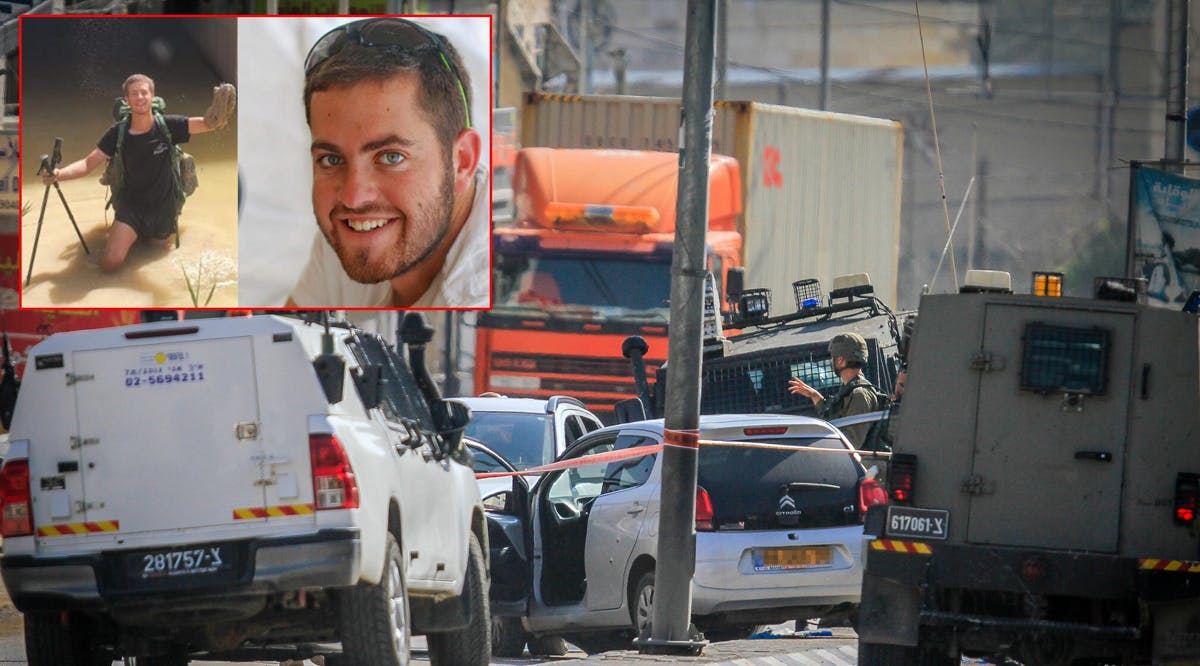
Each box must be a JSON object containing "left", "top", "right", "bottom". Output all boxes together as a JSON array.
[
  {"left": 858, "top": 271, "right": 1200, "bottom": 665},
  {"left": 622, "top": 272, "right": 911, "bottom": 423}
]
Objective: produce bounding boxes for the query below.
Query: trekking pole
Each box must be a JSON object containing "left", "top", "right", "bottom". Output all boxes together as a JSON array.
[
  {"left": 49, "top": 136, "right": 89, "bottom": 255},
  {"left": 25, "top": 137, "right": 89, "bottom": 287},
  {"left": 53, "top": 176, "right": 90, "bottom": 255},
  {"left": 25, "top": 153, "right": 54, "bottom": 287}
]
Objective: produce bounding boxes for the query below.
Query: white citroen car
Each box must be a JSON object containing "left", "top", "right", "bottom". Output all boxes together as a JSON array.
[{"left": 486, "top": 413, "right": 887, "bottom": 652}]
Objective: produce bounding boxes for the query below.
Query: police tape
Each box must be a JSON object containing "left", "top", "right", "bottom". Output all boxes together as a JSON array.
[
  {"left": 475, "top": 436, "right": 891, "bottom": 479},
  {"left": 476, "top": 444, "right": 664, "bottom": 479}
]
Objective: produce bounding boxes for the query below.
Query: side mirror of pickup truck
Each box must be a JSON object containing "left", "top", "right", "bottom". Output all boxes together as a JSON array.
[
  {"left": 312, "top": 353, "right": 345, "bottom": 405},
  {"left": 433, "top": 399, "right": 471, "bottom": 457}
]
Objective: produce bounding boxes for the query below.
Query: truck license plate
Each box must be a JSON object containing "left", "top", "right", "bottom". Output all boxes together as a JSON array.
[
  {"left": 126, "top": 545, "right": 235, "bottom": 582},
  {"left": 885, "top": 506, "right": 950, "bottom": 540},
  {"left": 753, "top": 546, "right": 832, "bottom": 571}
]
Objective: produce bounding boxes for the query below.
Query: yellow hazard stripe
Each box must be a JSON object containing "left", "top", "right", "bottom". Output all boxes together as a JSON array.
[
  {"left": 232, "top": 504, "right": 315, "bottom": 520},
  {"left": 1140, "top": 558, "right": 1200, "bottom": 573},
  {"left": 870, "top": 539, "right": 933, "bottom": 555},
  {"left": 37, "top": 520, "right": 120, "bottom": 537}
]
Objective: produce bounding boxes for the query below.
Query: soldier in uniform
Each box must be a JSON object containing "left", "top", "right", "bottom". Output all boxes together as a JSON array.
[{"left": 787, "top": 332, "right": 881, "bottom": 448}]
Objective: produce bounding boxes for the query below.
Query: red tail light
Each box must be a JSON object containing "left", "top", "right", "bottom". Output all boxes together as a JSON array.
[
  {"left": 1175, "top": 473, "right": 1199, "bottom": 525},
  {"left": 310, "top": 434, "right": 359, "bottom": 510},
  {"left": 743, "top": 427, "right": 788, "bottom": 436},
  {"left": 889, "top": 453, "right": 917, "bottom": 504},
  {"left": 0, "top": 460, "right": 32, "bottom": 537},
  {"left": 858, "top": 477, "right": 888, "bottom": 516},
  {"left": 695, "top": 486, "right": 714, "bottom": 532}
]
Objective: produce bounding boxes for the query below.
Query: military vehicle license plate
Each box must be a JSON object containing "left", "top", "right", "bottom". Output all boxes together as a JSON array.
[
  {"left": 126, "top": 544, "right": 235, "bottom": 582},
  {"left": 885, "top": 506, "right": 950, "bottom": 540},
  {"left": 753, "top": 545, "right": 832, "bottom": 571}
]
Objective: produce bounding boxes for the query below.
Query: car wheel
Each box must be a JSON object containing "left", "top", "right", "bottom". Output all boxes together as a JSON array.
[
  {"left": 338, "top": 532, "right": 411, "bottom": 666},
  {"left": 702, "top": 625, "right": 757, "bottom": 642},
  {"left": 426, "top": 533, "right": 490, "bottom": 666},
  {"left": 491, "top": 615, "right": 528, "bottom": 658},
  {"left": 527, "top": 634, "right": 568, "bottom": 656},
  {"left": 631, "top": 571, "right": 655, "bottom": 636},
  {"left": 857, "top": 640, "right": 918, "bottom": 665},
  {"left": 135, "top": 652, "right": 189, "bottom": 666},
  {"left": 23, "top": 612, "right": 107, "bottom": 666},
  {"left": 567, "top": 632, "right": 632, "bottom": 655}
]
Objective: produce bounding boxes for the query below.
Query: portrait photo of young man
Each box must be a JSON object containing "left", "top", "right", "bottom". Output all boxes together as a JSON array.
[{"left": 237, "top": 16, "right": 491, "bottom": 309}]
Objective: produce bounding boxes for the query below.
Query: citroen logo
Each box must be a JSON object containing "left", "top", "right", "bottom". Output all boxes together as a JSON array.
[{"left": 779, "top": 494, "right": 796, "bottom": 511}]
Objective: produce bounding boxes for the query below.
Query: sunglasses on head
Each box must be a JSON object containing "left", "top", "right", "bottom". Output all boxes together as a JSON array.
[{"left": 305, "top": 17, "right": 472, "bottom": 129}]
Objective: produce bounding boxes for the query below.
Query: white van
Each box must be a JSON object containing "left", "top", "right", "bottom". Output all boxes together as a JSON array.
[{"left": 0, "top": 313, "right": 489, "bottom": 666}]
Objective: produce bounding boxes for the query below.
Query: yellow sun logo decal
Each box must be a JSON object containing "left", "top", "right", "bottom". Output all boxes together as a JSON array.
[{"left": 155, "top": 352, "right": 167, "bottom": 364}]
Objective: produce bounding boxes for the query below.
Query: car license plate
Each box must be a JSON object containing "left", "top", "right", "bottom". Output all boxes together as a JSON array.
[
  {"left": 752, "top": 546, "right": 832, "bottom": 571},
  {"left": 125, "top": 544, "right": 235, "bottom": 583},
  {"left": 885, "top": 506, "right": 950, "bottom": 540}
]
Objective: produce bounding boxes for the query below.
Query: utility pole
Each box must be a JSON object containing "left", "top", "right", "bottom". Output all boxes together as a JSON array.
[
  {"left": 819, "top": 0, "right": 831, "bottom": 110},
  {"left": 1164, "top": 0, "right": 1189, "bottom": 171},
  {"left": 610, "top": 48, "right": 628, "bottom": 94},
  {"left": 579, "top": 0, "right": 592, "bottom": 94},
  {"left": 716, "top": 0, "right": 728, "bottom": 101},
  {"left": 442, "top": 312, "right": 459, "bottom": 397},
  {"left": 1099, "top": 0, "right": 1119, "bottom": 203},
  {"left": 634, "top": 0, "right": 714, "bottom": 656}
]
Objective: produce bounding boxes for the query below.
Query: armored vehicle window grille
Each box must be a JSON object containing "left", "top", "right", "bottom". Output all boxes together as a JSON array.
[
  {"left": 1020, "top": 323, "right": 1110, "bottom": 395},
  {"left": 700, "top": 348, "right": 839, "bottom": 416},
  {"left": 346, "top": 334, "right": 436, "bottom": 429}
]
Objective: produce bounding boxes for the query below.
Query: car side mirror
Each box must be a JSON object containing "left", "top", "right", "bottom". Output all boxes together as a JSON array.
[
  {"left": 351, "top": 364, "right": 383, "bottom": 410},
  {"left": 433, "top": 399, "right": 471, "bottom": 456},
  {"left": 312, "top": 353, "right": 345, "bottom": 405},
  {"left": 482, "top": 490, "right": 514, "bottom": 514},
  {"left": 613, "top": 397, "right": 646, "bottom": 424}
]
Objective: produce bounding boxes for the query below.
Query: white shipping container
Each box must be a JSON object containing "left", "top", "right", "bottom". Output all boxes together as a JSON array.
[{"left": 520, "top": 94, "right": 903, "bottom": 306}]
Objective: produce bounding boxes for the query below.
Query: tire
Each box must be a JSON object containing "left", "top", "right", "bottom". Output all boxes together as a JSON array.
[
  {"left": 24, "top": 612, "right": 107, "bottom": 666},
  {"left": 339, "top": 532, "right": 411, "bottom": 666},
  {"left": 136, "top": 653, "right": 189, "bottom": 666},
  {"left": 702, "top": 625, "right": 756, "bottom": 642},
  {"left": 631, "top": 571, "right": 655, "bottom": 637},
  {"left": 526, "top": 634, "right": 568, "bottom": 656},
  {"left": 491, "top": 615, "right": 527, "bottom": 658},
  {"left": 568, "top": 632, "right": 632, "bottom": 655},
  {"left": 858, "top": 640, "right": 918, "bottom": 666},
  {"left": 427, "top": 533, "right": 490, "bottom": 666}
]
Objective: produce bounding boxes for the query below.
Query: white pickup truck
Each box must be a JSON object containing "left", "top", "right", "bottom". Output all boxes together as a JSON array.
[{"left": 0, "top": 313, "right": 489, "bottom": 666}]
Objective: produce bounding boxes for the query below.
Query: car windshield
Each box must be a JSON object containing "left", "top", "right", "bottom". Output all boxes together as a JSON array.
[{"left": 464, "top": 412, "right": 553, "bottom": 470}]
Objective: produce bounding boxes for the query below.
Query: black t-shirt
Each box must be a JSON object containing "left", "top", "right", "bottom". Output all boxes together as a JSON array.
[{"left": 98, "top": 114, "right": 190, "bottom": 214}]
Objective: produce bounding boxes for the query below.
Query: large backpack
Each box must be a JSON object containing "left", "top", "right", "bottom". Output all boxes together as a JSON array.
[{"left": 100, "top": 96, "right": 198, "bottom": 222}]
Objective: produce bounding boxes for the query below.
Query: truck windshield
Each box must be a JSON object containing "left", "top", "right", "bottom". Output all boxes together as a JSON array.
[{"left": 495, "top": 254, "right": 672, "bottom": 311}]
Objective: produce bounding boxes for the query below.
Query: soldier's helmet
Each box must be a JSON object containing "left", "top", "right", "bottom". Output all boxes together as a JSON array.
[{"left": 828, "top": 333, "right": 869, "bottom": 364}]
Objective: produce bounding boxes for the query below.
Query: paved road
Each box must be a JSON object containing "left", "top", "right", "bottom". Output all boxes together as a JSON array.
[{"left": 0, "top": 617, "right": 864, "bottom": 665}]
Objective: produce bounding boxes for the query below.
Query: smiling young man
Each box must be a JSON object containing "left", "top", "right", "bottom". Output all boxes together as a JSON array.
[
  {"left": 41, "top": 74, "right": 235, "bottom": 272},
  {"left": 286, "top": 17, "right": 489, "bottom": 308}
]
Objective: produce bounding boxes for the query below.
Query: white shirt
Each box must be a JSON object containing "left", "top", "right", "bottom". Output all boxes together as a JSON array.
[{"left": 290, "top": 167, "right": 490, "bottom": 308}]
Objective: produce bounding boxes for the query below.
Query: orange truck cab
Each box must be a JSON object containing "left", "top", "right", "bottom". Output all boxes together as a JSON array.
[{"left": 477, "top": 147, "right": 743, "bottom": 420}]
